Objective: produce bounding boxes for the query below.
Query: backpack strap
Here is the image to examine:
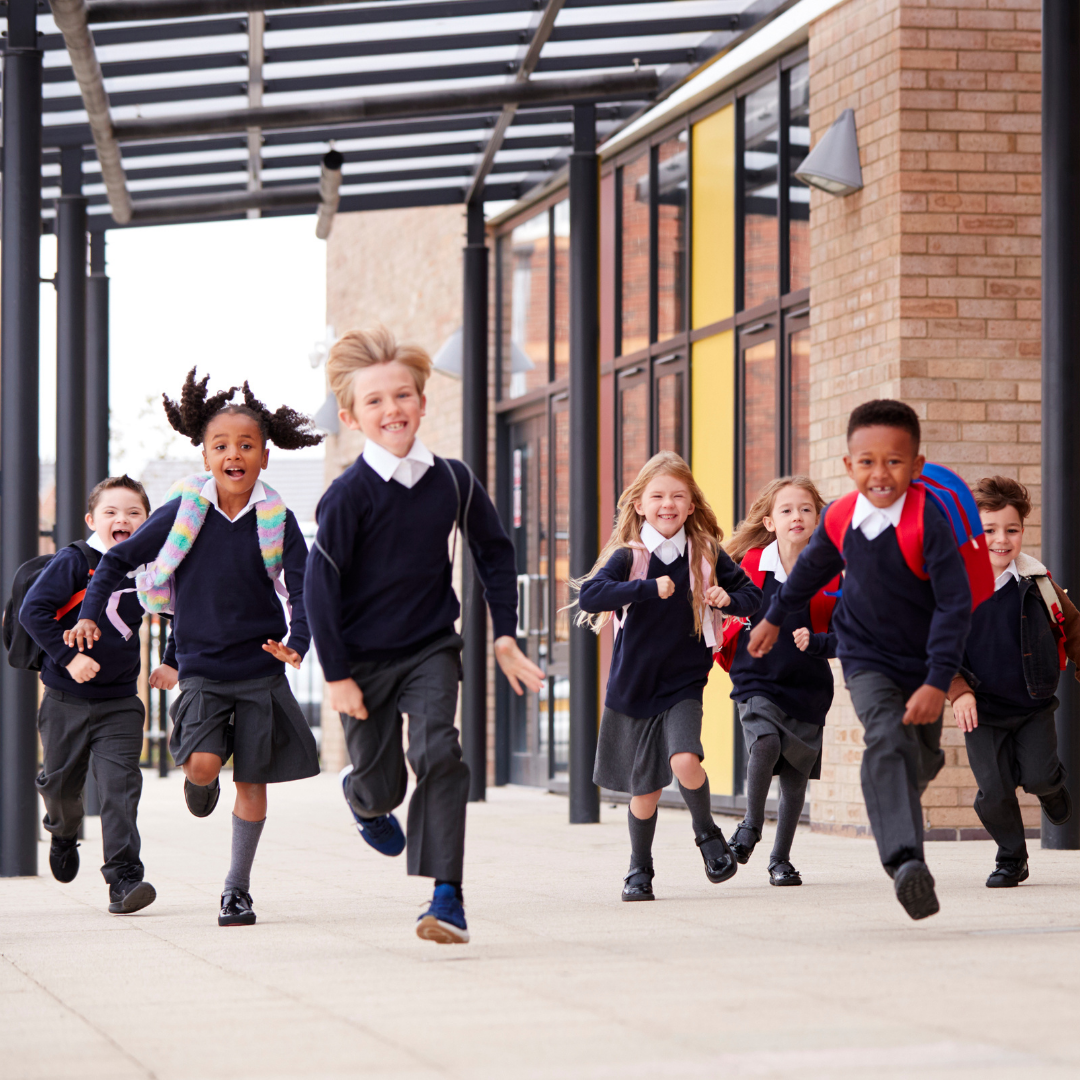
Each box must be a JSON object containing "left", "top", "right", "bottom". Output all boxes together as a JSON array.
[
  {"left": 1032, "top": 572, "right": 1069, "bottom": 670},
  {"left": 440, "top": 457, "right": 476, "bottom": 639},
  {"left": 809, "top": 575, "right": 842, "bottom": 635},
  {"left": 53, "top": 541, "right": 102, "bottom": 621},
  {"left": 612, "top": 542, "right": 650, "bottom": 640},
  {"left": 894, "top": 482, "right": 929, "bottom": 580},
  {"left": 823, "top": 492, "right": 858, "bottom": 558}
]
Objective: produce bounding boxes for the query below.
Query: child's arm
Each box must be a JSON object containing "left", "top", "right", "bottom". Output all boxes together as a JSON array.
[
  {"left": 19, "top": 547, "right": 99, "bottom": 680},
  {"left": 797, "top": 628, "right": 837, "bottom": 659},
  {"left": 149, "top": 619, "right": 178, "bottom": 690},
  {"left": 577, "top": 549, "right": 657, "bottom": 613},
  {"left": 262, "top": 510, "right": 310, "bottom": 669},
  {"left": 707, "top": 549, "right": 762, "bottom": 617},
  {"left": 947, "top": 671, "right": 978, "bottom": 732}
]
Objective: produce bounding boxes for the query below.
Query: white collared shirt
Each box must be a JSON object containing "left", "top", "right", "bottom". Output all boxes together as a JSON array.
[
  {"left": 851, "top": 490, "right": 907, "bottom": 541},
  {"left": 640, "top": 522, "right": 687, "bottom": 566},
  {"left": 87, "top": 532, "right": 108, "bottom": 554},
  {"left": 201, "top": 476, "right": 266, "bottom": 522},
  {"left": 362, "top": 436, "right": 434, "bottom": 490},
  {"left": 994, "top": 559, "right": 1020, "bottom": 592},
  {"left": 757, "top": 539, "right": 788, "bottom": 583}
]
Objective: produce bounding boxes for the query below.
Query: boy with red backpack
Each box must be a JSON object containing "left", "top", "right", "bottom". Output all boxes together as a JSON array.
[
  {"left": 748, "top": 400, "right": 985, "bottom": 921},
  {"left": 948, "top": 476, "right": 1079, "bottom": 888}
]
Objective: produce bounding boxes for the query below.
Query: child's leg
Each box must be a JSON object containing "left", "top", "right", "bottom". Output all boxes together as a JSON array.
[
  {"left": 628, "top": 792, "right": 661, "bottom": 869},
  {"left": 183, "top": 752, "right": 223, "bottom": 786},
  {"left": 770, "top": 760, "right": 808, "bottom": 865},
  {"left": 964, "top": 722, "right": 1025, "bottom": 862},
  {"left": 671, "top": 754, "right": 735, "bottom": 874},
  {"left": 1013, "top": 705, "right": 1067, "bottom": 813},
  {"left": 35, "top": 691, "right": 92, "bottom": 844},
  {"left": 225, "top": 782, "right": 267, "bottom": 895},
  {"left": 744, "top": 733, "right": 781, "bottom": 834}
]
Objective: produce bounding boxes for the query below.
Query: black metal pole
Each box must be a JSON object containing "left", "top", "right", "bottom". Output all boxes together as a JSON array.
[
  {"left": 1041, "top": 0, "right": 1080, "bottom": 850},
  {"left": 86, "top": 231, "right": 111, "bottom": 487},
  {"left": 461, "top": 198, "right": 488, "bottom": 802},
  {"left": 568, "top": 103, "right": 600, "bottom": 824},
  {"left": 0, "top": 0, "right": 44, "bottom": 877}
]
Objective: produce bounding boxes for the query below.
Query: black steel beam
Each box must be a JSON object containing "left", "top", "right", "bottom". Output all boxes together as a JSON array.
[
  {"left": 127, "top": 183, "right": 320, "bottom": 224},
  {"left": 1, "top": 0, "right": 43, "bottom": 878},
  {"left": 567, "top": 103, "right": 599, "bottom": 824},
  {"left": 86, "top": 0, "right": 365, "bottom": 20},
  {"left": 86, "top": 231, "right": 110, "bottom": 487},
  {"left": 1041, "top": 0, "right": 1080, "bottom": 850},
  {"left": 42, "top": 49, "right": 246, "bottom": 84}
]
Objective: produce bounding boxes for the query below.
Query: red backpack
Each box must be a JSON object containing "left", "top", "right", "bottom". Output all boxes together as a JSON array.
[{"left": 822, "top": 462, "right": 995, "bottom": 611}]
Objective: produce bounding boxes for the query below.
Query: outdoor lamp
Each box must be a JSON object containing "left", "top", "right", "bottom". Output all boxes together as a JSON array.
[
  {"left": 794, "top": 108, "right": 863, "bottom": 196},
  {"left": 432, "top": 328, "right": 534, "bottom": 378}
]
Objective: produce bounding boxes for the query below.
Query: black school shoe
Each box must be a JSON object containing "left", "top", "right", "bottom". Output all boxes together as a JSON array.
[
  {"left": 219, "top": 888, "right": 257, "bottom": 926},
  {"left": 893, "top": 859, "right": 940, "bottom": 920},
  {"left": 184, "top": 777, "right": 220, "bottom": 818},
  {"left": 696, "top": 826, "right": 738, "bottom": 884},
  {"left": 49, "top": 836, "right": 80, "bottom": 883},
  {"left": 108, "top": 879, "right": 157, "bottom": 915},
  {"left": 728, "top": 821, "right": 761, "bottom": 865},
  {"left": 986, "top": 859, "right": 1029, "bottom": 888},
  {"left": 621, "top": 865, "right": 655, "bottom": 902},
  {"left": 768, "top": 859, "right": 802, "bottom": 886},
  {"left": 1040, "top": 787, "right": 1072, "bottom": 827}
]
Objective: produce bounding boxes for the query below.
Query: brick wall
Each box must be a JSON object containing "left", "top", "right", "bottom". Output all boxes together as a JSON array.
[{"left": 807, "top": 0, "right": 1042, "bottom": 838}]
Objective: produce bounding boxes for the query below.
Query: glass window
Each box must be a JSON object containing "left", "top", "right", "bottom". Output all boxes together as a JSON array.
[
  {"left": 655, "top": 367, "right": 684, "bottom": 456},
  {"left": 743, "top": 339, "right": 777, "bottom": 505},
  {"left": 790, "top": 327, "right": 811, "bottom": 476},
  {"left": 742, "top": 80, "right": 780, "bottom": 310},
  {"left": 552, "top": 200, "right": 570, "bottom": 382},
  {"left": 619, "top": 375, "right": 650, "bottom": 491},
  {"left": 788, "top": 61, "right": 811, "bottom": 294},
  {"left": 507, "top": 210, "right": 549, "bottom": 398},
  {"left": 656, "top": 134, "right": 688, "bottom": 342},
  {"left": 620, "top": 155, "right": 650, "bottom": 356},
  {"left": 553, "top": 406, "right": 570, "bottom": 646}
]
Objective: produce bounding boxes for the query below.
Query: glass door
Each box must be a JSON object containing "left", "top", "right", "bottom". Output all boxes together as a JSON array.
[{"left": 737, "top": 322, "right": 780, "bottom": 516}]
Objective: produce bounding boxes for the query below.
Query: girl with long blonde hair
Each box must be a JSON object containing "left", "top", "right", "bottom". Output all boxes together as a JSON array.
[
  {"left": 723, "top": 476, "right": 838, "bottom": 887},
  {"left": 574, "top": 451, "right": 762, "bottom": 902}
]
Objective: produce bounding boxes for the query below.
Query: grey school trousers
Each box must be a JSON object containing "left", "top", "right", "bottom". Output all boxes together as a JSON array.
[
  {"left": 846, "top": 670, "right": 945, "bottom": 873},
  {"left": 342, "top": 632, "right": 469, "bottom": 882},
  {"left": 36, "top": 689, "right": 146, "bottom": 886}
]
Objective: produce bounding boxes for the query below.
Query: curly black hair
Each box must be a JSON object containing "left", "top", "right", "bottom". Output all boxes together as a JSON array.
[
  {"left": 163, "top": 367, "right": 324, "bottom": 450},
  {"left": 847, "top": 398, "right": 921, "bottom": 450}
]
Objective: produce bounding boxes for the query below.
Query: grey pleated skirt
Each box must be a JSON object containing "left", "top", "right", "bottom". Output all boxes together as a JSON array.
[
  {"left": 738, "top": 695, "right": 823, "bottom": 780},
  {"left": 593, "top": 697, "right": 704, "bottom": 796},
  {"left": 169, "top": 673, "right": 320, "bottom": 785}
]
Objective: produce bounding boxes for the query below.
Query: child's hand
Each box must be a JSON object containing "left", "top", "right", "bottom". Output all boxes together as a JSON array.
[
  {"left": 747, "top": 619, "right": 780, "bottom": 658},
  {"left": 903, "top": 684, "right": 946, "bottom": 726},
  {"left": 263, "top": 639, "right": 302, "bottom": 669},
  {"left": 953, "top": 691, "right": 978, "bottom": 732},
  {"left": 792, "top": 627, "right": 811, "bottom": 652},
  {"left": 327, "top": 678, "right": 368, "bottom": 720},
  {"left": 705, "top": 585, "right": 731, "bottom": 608},
  {"left": 655, "top": 576, "right": 675, "bottom": 599},
  {"left": 65, "top": 653, "right": 100, "bottom": 683},
  {"left": 494, "top": 636, "right": 546, "bottom": 695},
  {"left": 149, "top": 664, "right": 178, "bottom": 691},
  {"left": 64, "top": 619, "right": 101, "bottom": 652}
]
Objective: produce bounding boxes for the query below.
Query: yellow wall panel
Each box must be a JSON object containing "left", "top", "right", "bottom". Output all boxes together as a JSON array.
[
  {"left": 691, "top": 330, "right": 736, "bottom": 794},
  {"left": 691, "top": 105, "right": 735, "bottom": 329}
]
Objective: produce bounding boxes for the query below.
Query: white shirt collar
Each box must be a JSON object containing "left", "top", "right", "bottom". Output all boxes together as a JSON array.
[
  {"left": 640, "top": 523, "right": 687, "bottom": 566},
  {"left": 201, "top": 476, "right": 266, "bottom": 522},
  {"left": 851, "top": 490, "right": 907, "bottom": 540},
  {"left": 994, "top": 560, "right": 1020, "bottom": 591},
  {"left": 757, "top": 539, "right": 787, "bottom": 583},
  {"left": 362, "top": 436, "right": 434, "bottom": 489}
]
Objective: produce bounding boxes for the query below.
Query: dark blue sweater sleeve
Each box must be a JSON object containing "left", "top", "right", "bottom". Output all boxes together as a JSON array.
[
  {"left": 922, "top": 502, "right": 972, "bottom": 692},
  {"left": 713, "top": 549, "right": 762, "bottom": 618},
  {"left": 19, "top": 547, "right": 86, "bottom": 668},
  {"left": 765, "top": 518, "right": 845, "bottom": 625},
  {"left": 805, "top": 630, "right": 838, "bottom": 660},
  {"left": 162, "top": 617, "right": 177, "bottom": 669},
  {"left": 282, "top": 510, "right": 310, "bottom": 659},
  {"left": 578, "top": 549, "right": 658, "bottom": 613}
]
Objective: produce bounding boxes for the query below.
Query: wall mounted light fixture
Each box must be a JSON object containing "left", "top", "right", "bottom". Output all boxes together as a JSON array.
[{"left": 795, "top": 108, "right": 863, "bottom": 196}]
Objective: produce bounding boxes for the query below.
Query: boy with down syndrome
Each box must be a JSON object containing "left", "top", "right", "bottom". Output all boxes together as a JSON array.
[
  {"left": 748, "top": 400, "right": 972, "bottom": 920},
  {"left": 948, "top": 476, "right": 1078, "bottom": 888},
  {"left": 306, "top": 326, "right": 544, "bottom": 945}
]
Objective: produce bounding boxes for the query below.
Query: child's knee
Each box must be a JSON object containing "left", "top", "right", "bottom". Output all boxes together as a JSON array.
[
  {"left": 183, "top": 753, "right": 221, "bottom": 787},
  {"left": 670, "top": 752, "right": 704, "bottom": 781}
]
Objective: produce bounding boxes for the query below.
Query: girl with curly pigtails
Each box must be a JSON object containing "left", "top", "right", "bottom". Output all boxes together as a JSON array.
[{"left": 68, "top": 369, "right": 323, "bottom": 927}]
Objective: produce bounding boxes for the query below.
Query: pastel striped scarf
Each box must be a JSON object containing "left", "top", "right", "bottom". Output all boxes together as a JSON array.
[{"left": 136, "top": 473, "right": 287, "bottom": 614}]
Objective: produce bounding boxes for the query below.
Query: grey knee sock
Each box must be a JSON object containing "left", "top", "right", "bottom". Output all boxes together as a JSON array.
[
  {"left": 771, "top": 765, "right": 808, "bottom": 865},
  {"left": 678, "top": 777, "right": 728, "bottom": 861},
  {"left": 224, "top": 814, "right": 265, "bottom": 894},
  {"left": 627, "top": 808, "right": 657, "bottom": 869},
  {"left": 744, "top": 734, "right": 781, "bottom": 832}
]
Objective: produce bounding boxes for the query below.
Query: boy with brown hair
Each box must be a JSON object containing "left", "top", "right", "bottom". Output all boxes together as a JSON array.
[{"left": 948, "top": 476, "right": 1079, "bottom": 887}]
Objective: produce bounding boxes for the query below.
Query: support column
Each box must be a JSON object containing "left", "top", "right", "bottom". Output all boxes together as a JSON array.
[
  {"left": 1041, "top": 0, "right": 1080, "bottom": 850},
  {"left": 0, "top": 0, "right": 44, "bottom": 877},
  {"left": 86, "top": 231, "right": 110, "bottom": 486},
  {"left": 461, "top": 198, "right": 489, "bottom": 802},
  {"left": 568, "top": 103, "right": 600, "bottom": 824}
]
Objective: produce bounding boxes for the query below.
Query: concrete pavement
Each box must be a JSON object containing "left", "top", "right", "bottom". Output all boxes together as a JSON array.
[{"left": 2, "top": 771, "right": 1080, "bottom": 1080}]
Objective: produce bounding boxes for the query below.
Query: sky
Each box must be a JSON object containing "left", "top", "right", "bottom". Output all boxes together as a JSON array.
[{"left": 39, "top": 214, "right": 330, "bottom": 479}]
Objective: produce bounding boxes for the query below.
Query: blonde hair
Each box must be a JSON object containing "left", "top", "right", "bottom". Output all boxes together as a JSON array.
[
  {"left": 326, "top": 325, "right": 433, "bottom": 414},
  {"left": 725, "top": 475, "right": 826, "bottom": 564},
  {"left": 572, "top": 450, "right": 723, "bottom": 637}
]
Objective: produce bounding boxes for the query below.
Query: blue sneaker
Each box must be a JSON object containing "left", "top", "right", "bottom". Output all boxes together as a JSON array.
[
  {"left": 338, "top": 764, "right": 405, "bottom": 857},
  {"left": 416, "top": 883, "right": 470, "bottom": 944}
]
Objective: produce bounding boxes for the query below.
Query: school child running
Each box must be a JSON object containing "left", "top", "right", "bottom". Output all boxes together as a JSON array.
[
  {"left": 67, "top": 372, "right": 322, "bottom": 927},
  {"left": 306, "top": 326, "right": 544, "bottom": 945},
  {"left": 948, "top": 476, "right": 1079, "bottom": 888},
  {"left": 18, "top": 477, "right": 161, "bottom": 914},
  {"left": 575, "top": 450, "right": 762, "bottom": 901},
  {"left": 748, "top": 400, "right": 972, "bottom": 920},
  {"left": 724, "top": 476, "right": 837, "bottom": 887}
]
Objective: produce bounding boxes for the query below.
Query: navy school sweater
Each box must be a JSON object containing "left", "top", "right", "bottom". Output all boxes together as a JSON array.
[
  {"left": 578, "top": 545, "right": 762, "bottom": 719},
  {"left": 80, "top": 498, "right": 310, "bottom": 683},
  {"left": 764, "top": 495, "right": 971, "bottom": 696},
  {"left": 20, "top": 544, "right": 146, "bottom": 700},
  {"left": 728, "top": 570, "right": 837, "bottom": 727},
  {"left": 304, "top": 456, "right": 518, "bottom": 682}
]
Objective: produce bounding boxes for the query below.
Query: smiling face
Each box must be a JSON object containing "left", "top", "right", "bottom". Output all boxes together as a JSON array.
[
  {"left": 843, "top": 424, "right": 925, "bottom": 509},
  {"left": 201, "top": 410, "right": 268, "bottom": 498},
  {"left": 980, "top": 504, "right": 1024, "bottom": 574},
  {"left": 633, "top": 473, "right": 695, "bottom": 539},
  {"left": 84, "top": 488, "right": 148, "bottom": 550},
  {"left": 339, "top": 361, "right": 426, "bottom": 458},
  {"left": 763, "top": 484, "right": 819, "bottom": 550}
]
